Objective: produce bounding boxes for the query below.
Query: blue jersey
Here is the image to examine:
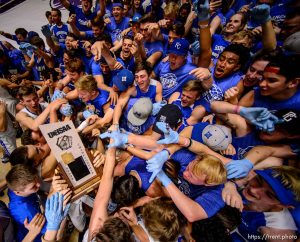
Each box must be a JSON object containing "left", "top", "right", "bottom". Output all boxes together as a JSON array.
[
  {"left": 253, "top": 88, "right": 300, "bottom": 112},
  {"left": 105, "top": 17, "right": 130, "bottom": 43},
  {"left": 120, "top": 98, "right": 155, "bottom": 134},
  {"left": 135, "top": 79, "right": 158, "bottom": 102},
  {"left": 8, "top": 189, "right": 46, "bottom": 242},
  {"left": 86, "top": 90, "right": 109, "bottom": 117},
  {"left": 82, "top": 55, "right": 94, "bottom": 74},
  {"left": 116, "top": 56, "right": 135, "bottom": 72},
  {"left": 212, "top": 34, "right": 230, "bottom": 60},
  {"left": 154, "top": 61, "right": 197, "bottom": 99},
  {"left": 91, "top": 60, "right": 103, "bottom": 76},
  {"left": 143, "top": 41, "right": 163, "bottom": 59},
  {"left": 51, "top": 24, "right": 69, "bottom": 44},
  {"left": 69, "top": 5, "right": 96, "bottom": 31},
  {"left": 125, "top": 156, "right": 153, "bottom": 192}
]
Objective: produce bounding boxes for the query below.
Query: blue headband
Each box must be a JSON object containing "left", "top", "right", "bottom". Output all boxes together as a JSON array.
[
  {"left": 112, "top": 3, "right": 123, "bottom": 8},
  {"left": 256, "top": 169, "right": 297, "bottom": 206}
]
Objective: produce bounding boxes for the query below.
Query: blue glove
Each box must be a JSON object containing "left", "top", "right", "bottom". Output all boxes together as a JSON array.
[
  {"left": 83, "top": 109, "right": 94, "bottom": 119},
  {"left": 191, "top": 40, "right": 200, "bottom": 55},
  {"left": 225, "top": 159, "right": 254, "bottom": 179},
  {"left": 194, "top": 0, "right": 210, "bottom": 22},
  {"left": 156, "top": 122, "right": 179, "bottom": 145},
  {"left": 156, "top": 170, "right": 172, "bottom": 187},
  {"left": 60, "top": 104, "right": 73, "bottom": 117},
  {"left": 51, "top": 89, "right": 66, "bottom": 102},
  {"left": 250, "top": 4, "right": 271, "bottom": 25},
  {"left": 146, "top": 150, "right": 169, "bottom": 182},
  {"left": 45, "top": 192, "right": 70, "bottom": 231},
  {"left": 152, "top": 101, "right": 167, "bottom": 116},
  {"left": 99, "top": 130, "right": 128, "bottom": 148},
  {"left": 19, "top": 42, "right": 35, "bottom": 57},
  {"left": 41, "top": 25, "right": 52, "bottom": 38}
]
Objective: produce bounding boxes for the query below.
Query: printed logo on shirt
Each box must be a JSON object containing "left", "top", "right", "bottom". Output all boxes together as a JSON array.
[
  {"left": 238, "top": 146, "right": 254, "bottom": 160},
  {"left": 160, "top": 73, "right": 177, "bottom": 89},
  {"left": 282, "top": 111, "right": 297, "bottom": 122},
  {"left": 202, "top": 84, "right": 223, "bottom": 102},
  {"left": 178, "top": 177, "right": 191, "bottom": 196}
]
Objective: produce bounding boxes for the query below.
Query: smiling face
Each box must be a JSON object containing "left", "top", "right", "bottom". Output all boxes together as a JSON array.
[
  {"left": 135, "top": 70, "right": 150, "bottom": 92},
  {"left": 243, "top": 174, "right": 281, "bottom": 212},
  {"left": 214, "top": 51, "right": 241, "bottom": 79},
  {"left": 244, "top": 60, "right": 269, "bottom": 87},
  {"left": 122, "top": 38, "right": 133, "bottom": 59},
  {"left": 224, "top": 14, "right": 244, "bottom": 35},
  {"left": 112, "top": 6, "right": 123, "bottom": 22},
  {"left": 81, "top": 0, "right": 92, "bottom": 13}
]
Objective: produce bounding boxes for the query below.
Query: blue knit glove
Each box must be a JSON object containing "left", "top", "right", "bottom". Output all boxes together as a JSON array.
[
  {"left": 225, "top": 159, "right": 254, "bottom": 179},
  {"left": 51, "top": 90, "right": 66, "bottom": 102},
  {"left": 250, "top": 4, "right": 271, "bottom": 25},
  {"left": 146, "top": 150, "right": 169, "bottom": 182},
  {"left": 156, "top": 170, "right": 172, "bottom": 187},
  {"left": 83, "top": 109, "right": 94, "bottom": 119},
  {"left": 191, "top": 40, "right": 200, "bottom": 55},
  {"left": 60, "top": 104, "right": 73, "bottom": 117},
  {"left": 194, "top": 0, "right": 210, "bottom": 22},
  {"left": 152, "top": 101, "right": 167, "bottom": 116},
  {"left": 99, "top": 130, "right": 128, "bottom": 148},
  {"left": 41, "top": 25, "right": 52, "bottom": 38},
  {"left": 45, "top": 193, "right": 70, "bottom": 231},
  {"left": 156, "top": 122, "right": 179, "bottom": 145}
]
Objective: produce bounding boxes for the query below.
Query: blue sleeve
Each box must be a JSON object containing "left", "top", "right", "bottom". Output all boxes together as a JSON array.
[
  {"left": 91, "top": 61, "right": 103, "bottom": 76},
  {"left": 154, "top": 61, "right": 162, "bottom": 77},
  {"left": 194, "top": 186, "right": 225, "bottom": 218},
  {"left": 84, "top": 30, "right": 94, "bottom": 39},
  {"left": 151, "top": 42, "right": 163, "bottom": 54}
]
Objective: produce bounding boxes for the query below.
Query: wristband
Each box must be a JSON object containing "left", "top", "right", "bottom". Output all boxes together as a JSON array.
[
  {"left": 182, "top": 137, "right": 190, "bottom": 147},
  {"left": 234, "top": 105, "right": 241, "bottom": 114},
  {"left": 186, "top": 138, "right": 193, "bottom": 148}
]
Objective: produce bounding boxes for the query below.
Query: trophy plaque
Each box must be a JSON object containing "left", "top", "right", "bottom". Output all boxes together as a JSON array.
[{"left": 40, "top": 121, "right": 102, "bottom": 201}]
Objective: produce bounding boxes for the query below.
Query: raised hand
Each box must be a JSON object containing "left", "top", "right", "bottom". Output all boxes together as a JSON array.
[
  {"left": 194, "top": 0, "right": 210, "bottom": 22},
  {"left": 146, "top": 150, "right": 169, "bottom": 182},
  {"left": 156, "top": 122, "right": 179, "bottom": 145},
  {"left": 250, "top": 4, "right": 271, "bottom": 25}
]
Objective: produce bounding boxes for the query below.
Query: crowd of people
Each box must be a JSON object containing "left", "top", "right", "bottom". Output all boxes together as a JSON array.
[{"left": 0, "top": 0, "right": 300, "bottom": 241}]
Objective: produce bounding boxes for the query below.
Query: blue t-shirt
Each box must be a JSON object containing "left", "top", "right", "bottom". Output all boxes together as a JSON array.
[
  {"left": 69, "top": 5, "right": 96, "bottom": 31},
  {"left": 8, "top": 189, "right": 46, "bottom": 242},
  {"left": 86, "top": 90, "right": 109, "bottom": 117},
  {"left": 51, "top": 24, "right": 69, "bottom": 44},
  {"left": 212, "top": 34, "right": 231, "bottom": 60},
  {"left": 154, "top": 61, "right": 197, "bottom": 99},
  {"left": 116, "top": 56, "right": 135, "bottom": 72},
  {"left": 105, "top": 17, "right": 130, "bottom": 43},
  {"left": 143, "top": 41, "right": 163, "bottom": 59},
  {"left": 135, "top": 79, "right": 158, "bottom": 102}
]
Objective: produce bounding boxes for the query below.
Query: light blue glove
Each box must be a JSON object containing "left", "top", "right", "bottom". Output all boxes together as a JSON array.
[
  {"left": 19, "top": 42, "right": 36, "bottom": 57},
  {"left": 156, "top": 122, "right": 179, "bottom": 145},
  {"left": 239, "top": 107, "right": 278, "bottom": 131},
  {"left": 152, "top": 101, "right": 167, "bottom": 116},
  {"left": 60, "top": 104, "right": 73, "bottom": 117},
  {"left": 51, "top": 89, "right": 66, "bottom": 102},
  {"left": 194, "top": 0, "right": 210, "bottom": 22},
  {"left": 225, "top": 159, "right": 254, "bottom": 179},
  {"left": 146, "top": 150, "right": 169, "bottom": 182},
  {"left": 191, "top": 40, "right": 200, "bottom": 55},
  {"left": 156, "top": 170, "right": 172, "bottom": 187},
  {"left": 45, "top": 192, "right": 70, "bottom": 231},
  {"left": 41, "top": 25, "right": 52, "bottom": 38},
  {"left": 250, "top": 4, "right": 271, "bottom": 25},
  {"left": 99, "top": 130, "right": 128, "bottom": 148},
  {"left": 83, "top": 109, "right": 94, "bottom": 119}
]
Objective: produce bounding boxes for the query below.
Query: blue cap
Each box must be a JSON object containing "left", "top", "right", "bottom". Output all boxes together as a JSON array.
[
  {"left": 131, "top": 13, "right": 142, "bottom": 23},
  {"left": 255, "top": 169, "right": 298, "bottom": 206},
  {"left": 113, "top": 69, "right": 134, "bottom": 92},
  {"left": 168, "top": 38, "right": 190, "bottom": 56}
]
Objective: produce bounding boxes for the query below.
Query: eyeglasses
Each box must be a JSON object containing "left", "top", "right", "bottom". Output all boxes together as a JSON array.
[{"left": 140, "top": 28, "right": 148, "bottom": 32}]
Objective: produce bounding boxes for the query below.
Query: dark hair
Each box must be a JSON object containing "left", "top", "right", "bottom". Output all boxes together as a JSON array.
[
  {"left": 51, "top": 8, "right": 62, "bottom": 17},
  {"left": 30, "top": 36, "right": 45, "bottom": 48},
  {"left": 170, "top": 23, "right": 185, "bottom": 37},
  {"left": 123, "top": 34, "right": 134, "bottom": 41},
  {"left": 45, "top": 11, "right": 51, "bottom": 18},
  {"left": 67, "top": 32, "right": 77, "bottom": 40},
  {"left": 18, "top": 85, "right": 37, "bottom": 99},
  {"left": 21, "top": 129, "right": 36, "bottom": 145},
  {"left": 134, "top": 61, "right": 152, "bottom": 75},
  {"left": 111, "top": 175, "right": 140, "bottom": 207},
  {"left": 9, "top": 146, "right": 34, "bottom": 166},
  {"left": 15, "top": 28, "right": 28, "bottom": 37},
  {"left": 223, "top": 43, "right": 250, "bottom": 69},
  {"left": 91, "top": 15, "right": 105, "bottom": 29},
  {"left": 179, "top": 2, "right": 191, "bottom": 13},
  {"left": 139, "top": 13, "right": 154, "bottom": 24}
]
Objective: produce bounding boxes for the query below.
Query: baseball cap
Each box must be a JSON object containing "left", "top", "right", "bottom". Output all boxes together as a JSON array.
[
  {"left": 283, "top": 31, "right": 300, "bottom": 54},
  {"left": 153, "top": 104, "right": 183, "bottom": 134},
  {"left": 168, "top": 38, "right": 189, "bottom": 56},
  {"left": 128, "top": 98, "right": 153, "bottom": 126},
  {"left": 275, "top": 109, "right": 300, "bottom": 134},
  {"left": 131, "top": 13, "right": 142, "bottom": 23},
  {"left": 112, "top": 69, "right": 134, "bottom": 92},
  {"left": 202, "top": 124, "right": 232, "bottom": 151},
  {"left": 255, "top": 169, "right": 298, "bottom": 206}
]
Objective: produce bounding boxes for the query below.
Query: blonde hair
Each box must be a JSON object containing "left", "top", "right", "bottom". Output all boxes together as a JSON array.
[
  {"left": 75, "top": 75, "right": 98, "bottom": 92},
  {"left": 271, "top": 166, "right": 300, "bottom": 201},
  {"left": 182, "top": 80, "right": 204, "bottom": 95},
  {"left": 164, "top": 2, "right": 179, "bottom": 19},
  {"left": 191, "top": 153, "right": 227, "bottom": 185},
  {"left": 142, "top": 197, "right": 186, "bottom": 242}
]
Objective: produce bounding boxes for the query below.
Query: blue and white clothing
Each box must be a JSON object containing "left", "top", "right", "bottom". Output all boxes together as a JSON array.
[
  {"left": 212, "top": 34, "right": 230, "bottom": 60},
  {"left": 69, "top": 5, "right": 96, "bottom": 31},
  {"left": 86, "top": 90, "right": 109, "bottom": 118},
  {"left": 154, "top": 61, "right": 197, "bottom": 99},
  {"left": 105, "top": 17, "right": 130, "bottom": 43},
  {"left": 50, "top": 24, "right": 69, "bottom": 44},
  {"left": 135, "top": 79, "right": 158, "bottom": 102},
  {"left": 143, "top": 41, "right": 164, "bottom": 59},
  {"left": 119, "top": 98, "right": 155, "bottom": 134},
  {"left": 253, "top": 88, "right": 300, "bottom": 112}
]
